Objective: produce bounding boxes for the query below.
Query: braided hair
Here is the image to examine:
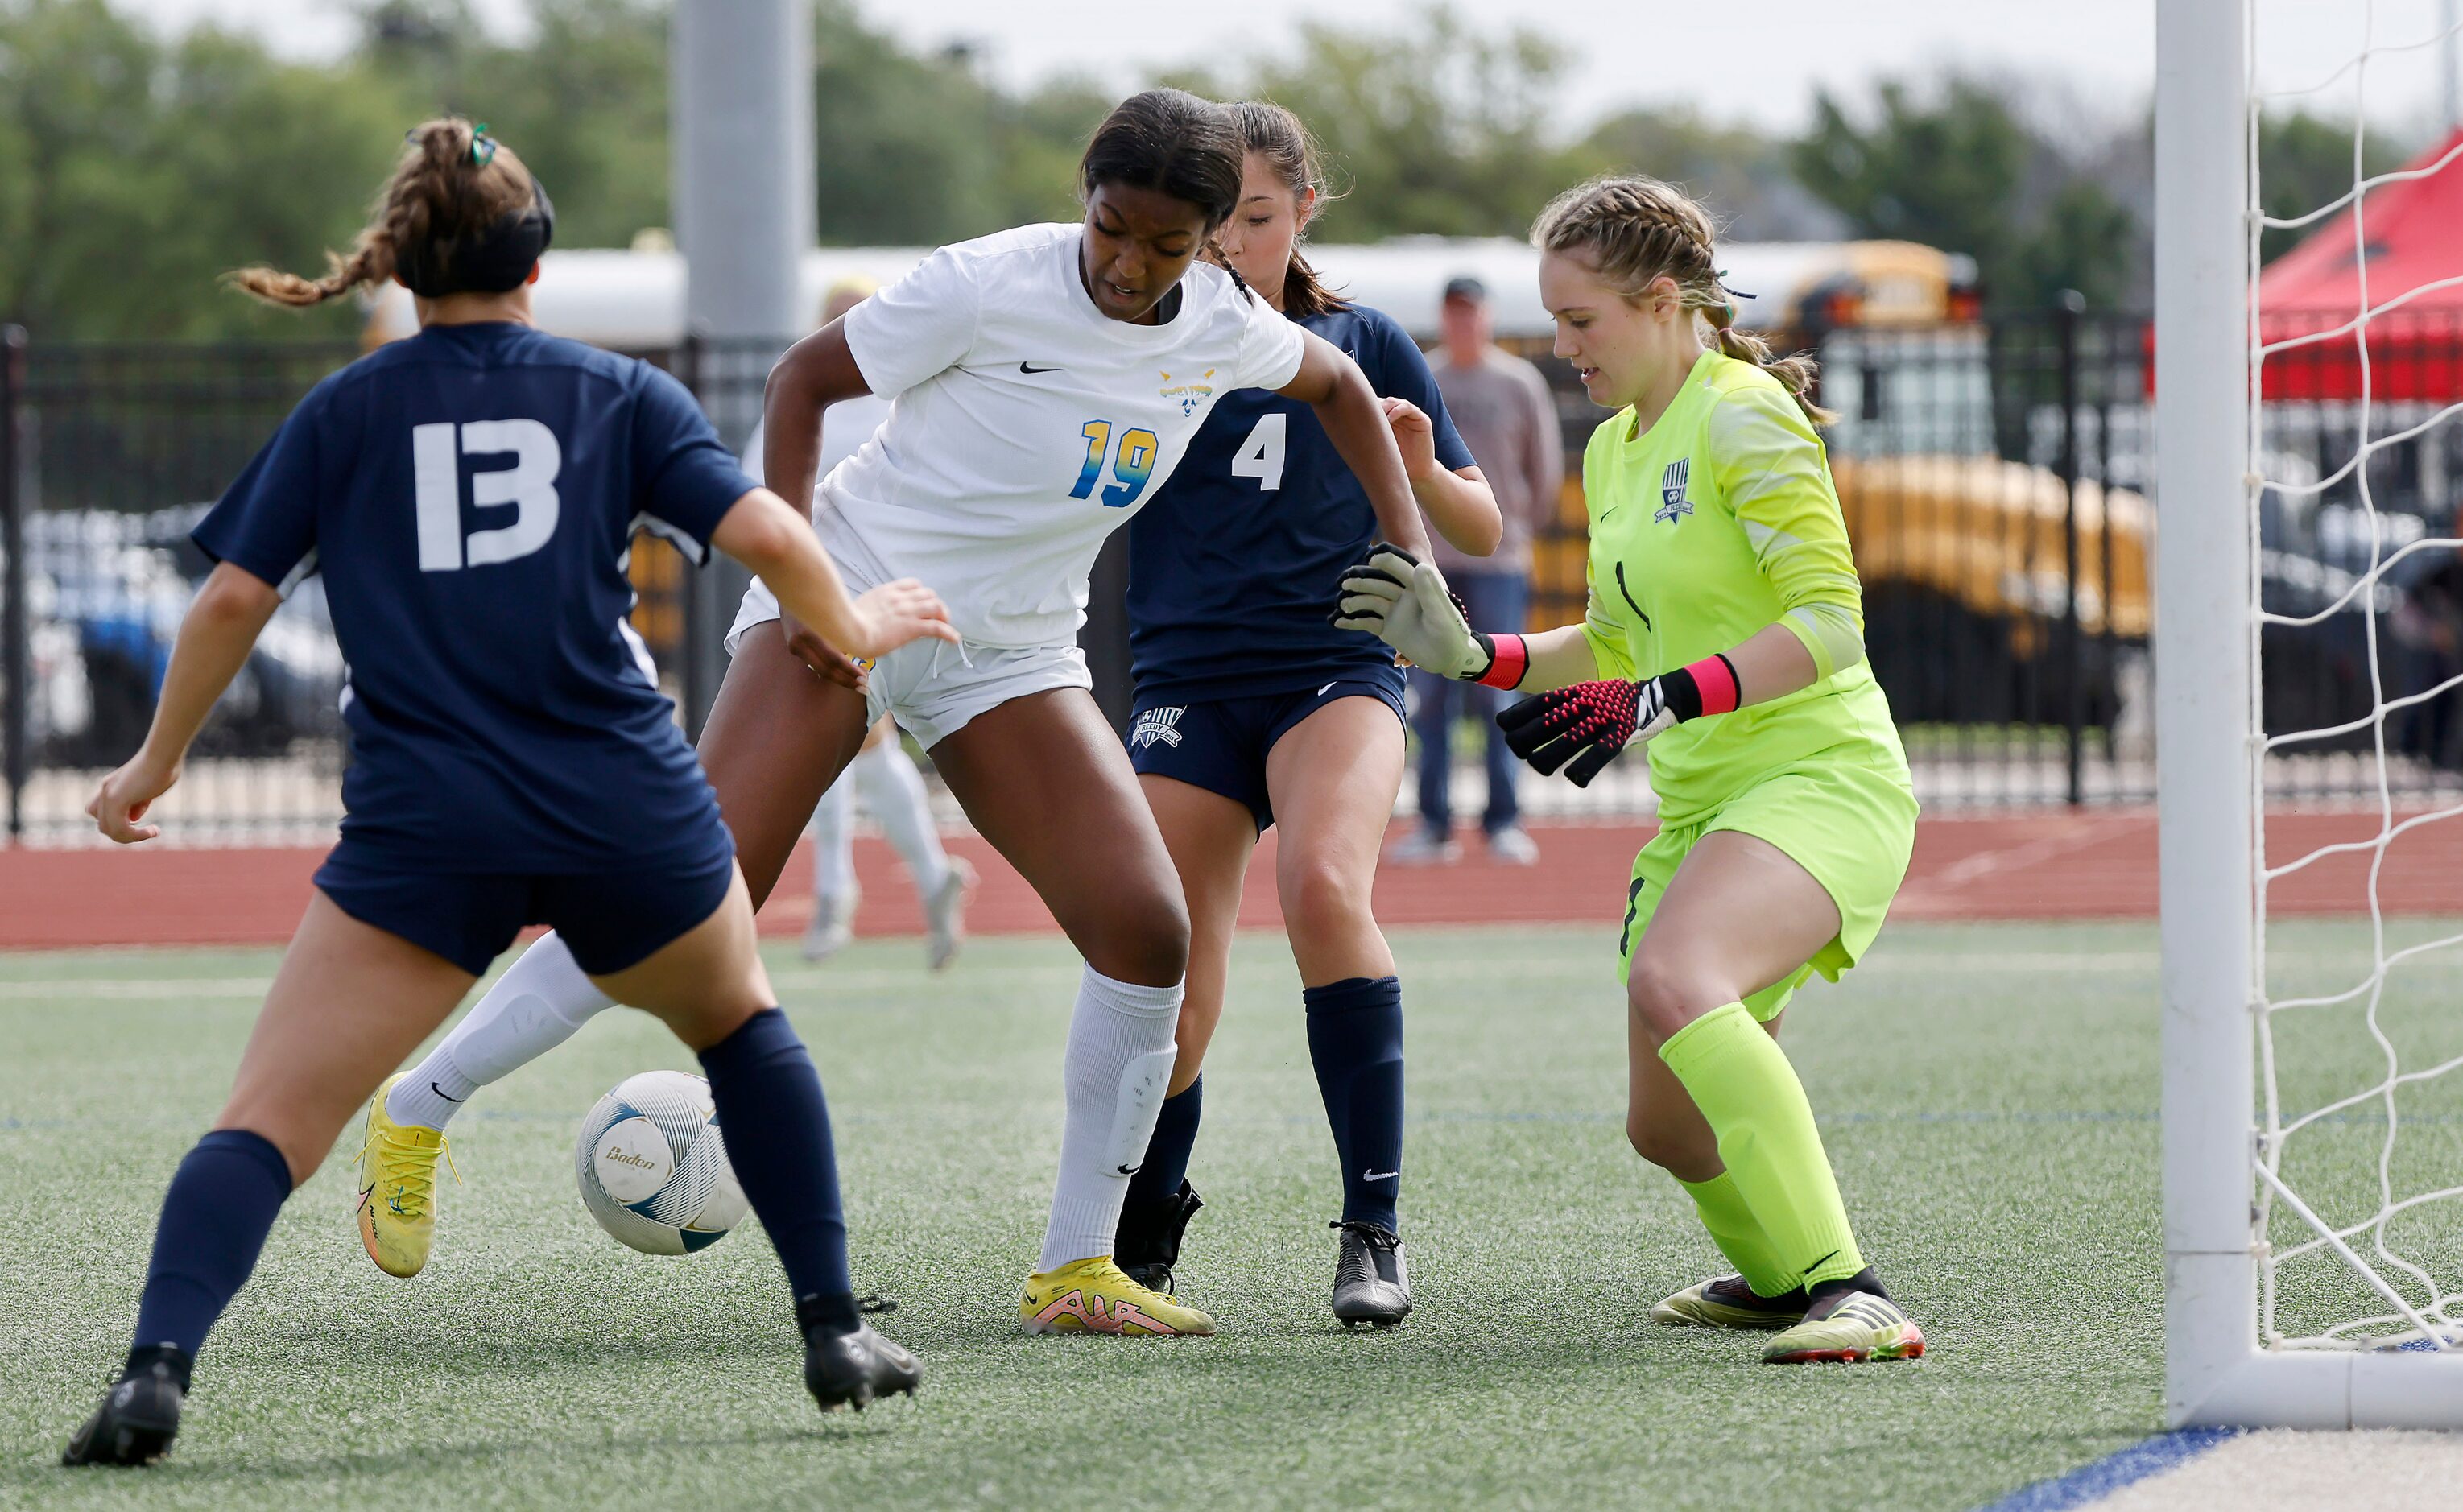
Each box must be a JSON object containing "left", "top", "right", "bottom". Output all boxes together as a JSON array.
[
  {"left": 228, "top": 118, "right": 539, "bottom": 308},
  {"left": 1530, "top": 176, "right": 1835, "bottom": 426}
]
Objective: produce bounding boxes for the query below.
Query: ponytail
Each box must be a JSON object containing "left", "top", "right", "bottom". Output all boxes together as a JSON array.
[
  {"left": 227, "top": 118, "right": 543, "bottom": 310},
  {"left": 1706, "top": 304, "right": 1829, "bottom": 423},
  {"left": 1531, "top": 176, "right": 1835, "bottom": 427}
]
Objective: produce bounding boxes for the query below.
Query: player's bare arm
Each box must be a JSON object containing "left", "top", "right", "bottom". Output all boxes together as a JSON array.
[
  {"left": 758, "top": 319, "right": 877, "bottom": 681},
  {"left": 709, "top": 485, "right": 956, "bottom": 661},
  {"left": 88, "top": 562, "right": 282, "bottom": 844},
  {"left": 1379, "top": 395, "right": 1502, "bottom": 556},
  {"left": 1275, "top": 332, "right": 1433, "bottom": 559}
]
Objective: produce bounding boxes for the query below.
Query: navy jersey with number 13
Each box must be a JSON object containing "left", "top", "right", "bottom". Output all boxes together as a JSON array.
[
  {"left": 1126, "top": 303, "right": 1473, "bottom": 703},
  {"left": 192, "top": 322, "right": 757, "bottom": 871}
]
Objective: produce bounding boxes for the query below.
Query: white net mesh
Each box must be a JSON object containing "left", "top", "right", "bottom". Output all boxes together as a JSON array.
[{"left": 2249, "top": 0, "right": 2463, "bottom": 1353}]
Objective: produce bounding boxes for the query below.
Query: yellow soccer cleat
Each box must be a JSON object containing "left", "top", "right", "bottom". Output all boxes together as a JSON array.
[
  {"left": 1020, "top": 1257, "right": 1216, "bottom": 1336},
  {"left": 355, "top": 1073, "right": 452, "bottom": 1279},
  {"left": 1761, "top": 1289, "right": 1925, "bottom": 1364},
  {"left": 1651, "top": 1274, "right": 1808, "bottom": 1332}
]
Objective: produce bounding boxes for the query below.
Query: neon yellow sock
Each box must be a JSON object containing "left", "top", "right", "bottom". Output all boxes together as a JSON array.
[
  {"left": 1677, "top": 1171, "right": 1796, "bottom": 1299},
  {"left": 1659, "top": 1002, "right": 1865, "bottom": 1291}
]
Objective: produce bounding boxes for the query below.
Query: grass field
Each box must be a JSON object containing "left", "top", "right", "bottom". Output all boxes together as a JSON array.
[{"left": 4, "top": 919, "right": 2459, "bottom": 1510}]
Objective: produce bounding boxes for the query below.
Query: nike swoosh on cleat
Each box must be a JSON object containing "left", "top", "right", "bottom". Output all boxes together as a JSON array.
[
  {"left": 1019, "top": 362, "right": 1062, "bottom": 374},
  {"left": 431, "top": 1081, "right": 465, "bottom": 1103}
]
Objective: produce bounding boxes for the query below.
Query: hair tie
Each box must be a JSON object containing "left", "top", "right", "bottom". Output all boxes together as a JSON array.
[{"left": 470, "top": 123, "right": 498, "bottom": 167}]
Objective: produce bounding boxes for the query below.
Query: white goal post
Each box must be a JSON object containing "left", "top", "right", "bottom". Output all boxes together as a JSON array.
[{"left": 2158, "top": 0, "right": 2463, "bottom": 1428}]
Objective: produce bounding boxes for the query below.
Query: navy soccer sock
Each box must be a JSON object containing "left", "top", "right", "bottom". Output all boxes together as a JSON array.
[
  {"left": 696, "top": 1009, "right": 858, "bottom": 1332},
  {"left": 129, "top": 1129, "right": 293, "bottom": 1369},
  {"left": 1126, "top": 1075, "right": 1202, "bottom": 1208},
  {"left": 1303, "top": 976, "right": 1405, "bottom": 1233}
]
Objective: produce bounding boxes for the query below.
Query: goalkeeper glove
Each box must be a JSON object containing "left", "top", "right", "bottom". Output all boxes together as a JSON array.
[
  {"left": 1331, "top": 543, "right": 1527, "bottom": 687},
  {"left": 1495, "top": 655, "right": 1739, "bottom": 787}
]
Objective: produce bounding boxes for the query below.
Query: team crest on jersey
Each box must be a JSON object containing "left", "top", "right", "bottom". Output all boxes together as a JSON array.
[
  {"left": 1159, "top": 369, "right": 1217, "bottom": 418},
  {"left": 1655, "top": 457, "right": 1694, "bottom": 524},
  {"left": 1130, "top": 706, "right": 1188, "bottom": 750}
]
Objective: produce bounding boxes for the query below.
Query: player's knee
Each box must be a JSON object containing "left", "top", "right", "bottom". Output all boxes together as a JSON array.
[
  {"left": 1625, "top": 950, "right": 1726, "bottom": 1045},
  {"left": 1080, "top": 886, "right": 1190, "bottom": 988},
  {"left": 1279, "top": 852, "right": 1372, "bottom": 948}
]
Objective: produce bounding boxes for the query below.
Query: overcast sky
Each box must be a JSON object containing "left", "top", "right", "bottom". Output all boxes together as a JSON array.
[{"left": 113, "top": 0, "right": 2463, "bottom": 141}]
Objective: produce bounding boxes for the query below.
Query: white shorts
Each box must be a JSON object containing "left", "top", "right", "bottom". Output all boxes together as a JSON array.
[
  {"left": 856, "top": 637, "right": 1090, "bottom": 750},
  {"left": 728, "top": 580, "right": 1089, "bottom": 751}
]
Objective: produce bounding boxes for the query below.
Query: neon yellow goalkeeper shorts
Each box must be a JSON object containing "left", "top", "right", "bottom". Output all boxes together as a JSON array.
[{"left": 1617, "top": 760, "right": 1919, "bottom": 1022}]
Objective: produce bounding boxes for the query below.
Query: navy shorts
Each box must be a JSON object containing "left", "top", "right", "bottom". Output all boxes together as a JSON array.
[
  {"left": 313, "top": 841, "right": 738, "bottom": 977},
  {"left": 1126, "top": 680, "right": 1405, "bottom": 831}
]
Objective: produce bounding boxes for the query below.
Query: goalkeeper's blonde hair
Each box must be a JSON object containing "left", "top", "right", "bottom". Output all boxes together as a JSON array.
[{"left": 1530, "top": 176, "right": 1835, "bottom": 427}]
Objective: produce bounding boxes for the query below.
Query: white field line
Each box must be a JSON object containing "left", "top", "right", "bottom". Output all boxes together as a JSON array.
[{"left": 2082, "top": 1431, "right": 2463, "bottom": 1512}]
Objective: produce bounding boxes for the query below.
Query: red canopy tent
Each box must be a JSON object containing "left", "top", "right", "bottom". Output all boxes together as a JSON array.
[{"left": 2258, "top": 128, "right": 2463, "bottom": 402}]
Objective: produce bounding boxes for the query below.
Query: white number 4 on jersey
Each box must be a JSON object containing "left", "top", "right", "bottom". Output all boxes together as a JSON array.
[
  {"left": 412, "top": 419, "right": 562, "bottom": 572},
  {"left": 1229, "top": 413, "right": 1286, "bottom": 492}
]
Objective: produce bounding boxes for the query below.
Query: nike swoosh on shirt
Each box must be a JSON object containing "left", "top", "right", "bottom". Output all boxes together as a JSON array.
[{"left": 1019, "top": 362, "right": 1062, "bottom": 374}]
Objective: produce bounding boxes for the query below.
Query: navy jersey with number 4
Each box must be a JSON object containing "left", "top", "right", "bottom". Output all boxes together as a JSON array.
[
  {"left": 1126, "top": 303, "right": 1473, "bottom": 704},
  {"left": 192, "top": 322, "right": 756, "bottom": 870}
]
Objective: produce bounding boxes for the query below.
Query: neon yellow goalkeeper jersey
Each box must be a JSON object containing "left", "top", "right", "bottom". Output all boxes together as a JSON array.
[{"left": 1577, "top": 349, "right": 1909, "bottom": 827}]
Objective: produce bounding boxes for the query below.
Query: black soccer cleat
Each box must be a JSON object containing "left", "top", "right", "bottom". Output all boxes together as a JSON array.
[
  {"left": 800, "top": 1296, "right": 922, "bottom": 1413},
  {"left": 1329, "top": 1220, "right": 1412, "bottom": 1328},
  {"left": 1649, "top": 1273, "right": 1812, "bottom": 1331},
  {"left": 62, "top": 1345, "right": 188, "bottom": 1468},
  {"left": 1115, "top": 1180, "right": 1204, "bottom": 1296}
]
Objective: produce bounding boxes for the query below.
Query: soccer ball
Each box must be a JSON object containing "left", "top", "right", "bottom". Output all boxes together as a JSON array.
[{"left": 574, "top": 1070, "right": 748, "bottom": 1255}]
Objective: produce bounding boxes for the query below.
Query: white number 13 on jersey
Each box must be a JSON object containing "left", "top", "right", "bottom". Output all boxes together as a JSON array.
[
  {"left": 1229, "top": 413, "right": 1286, "bottom": 492},
  {"left": 412, "top": 419, "right": 561, "bottom": 572}
]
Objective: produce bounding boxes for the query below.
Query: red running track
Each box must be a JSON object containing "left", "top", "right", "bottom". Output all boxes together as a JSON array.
[{"left": 3, "top": 808, "right": 2459, "bottom": 952}]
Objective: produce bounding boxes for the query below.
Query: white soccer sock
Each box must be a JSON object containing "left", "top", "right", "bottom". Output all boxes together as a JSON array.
[
  {"left": 386, "top": 932, "right": 616, "bottom": 1132},
  {"left": 1037, "top": 965, "right": 1184, "bottom": 1273},
  {"left": 849, "top": 741, "right": 950, "bottom": 895},
  {"left": 810, "top": 775, "right": 858, "bottom": 903}
]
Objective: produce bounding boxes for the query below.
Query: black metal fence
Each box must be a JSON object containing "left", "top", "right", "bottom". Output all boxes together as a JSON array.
[{"left": 3, "top": 307, "right": 2457, "bottom": 843}]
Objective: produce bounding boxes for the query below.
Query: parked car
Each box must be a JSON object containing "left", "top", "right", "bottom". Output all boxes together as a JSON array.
[{"left": 15, "top": 506, "right": 345, "bottom": 766}]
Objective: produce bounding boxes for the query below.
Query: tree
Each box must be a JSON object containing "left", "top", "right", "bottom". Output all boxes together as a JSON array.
[
  {"left": 0, "top": 0, "right": 415, "bottom": 338},
  {"left": 352, "top": 0, "right": 669, "bottom": 251},
  {"left": 1169, "top": 9, "right": 1595, "bottom": 242},
  {"left": 2258, "top": 109, "right": 2407, "bottom": 266},
  {"left": 1792, "top": 74, "right": 2150, "bottom": 310},
  {"left": 1582, "top": 106, "right": 1845, "bottom": 242}
]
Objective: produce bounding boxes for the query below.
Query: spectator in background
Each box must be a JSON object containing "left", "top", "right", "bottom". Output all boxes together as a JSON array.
[{"left": 1395, "top": 276, "right": 1564, "bottom": 865}]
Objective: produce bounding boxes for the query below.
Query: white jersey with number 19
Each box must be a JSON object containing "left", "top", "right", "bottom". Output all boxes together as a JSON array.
[{"left": 811, "top": 222, "right": 1307, "bottom": 649}]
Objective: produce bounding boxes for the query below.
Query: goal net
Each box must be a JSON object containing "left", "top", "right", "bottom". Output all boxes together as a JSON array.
[{"left": 2159, "top": 0, "right": 2463, "bottom": 1427}]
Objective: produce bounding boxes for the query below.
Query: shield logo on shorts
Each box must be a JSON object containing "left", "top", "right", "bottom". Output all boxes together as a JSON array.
[{"left": 1130, "top": 707, "right": 1187, "bottom": 750}]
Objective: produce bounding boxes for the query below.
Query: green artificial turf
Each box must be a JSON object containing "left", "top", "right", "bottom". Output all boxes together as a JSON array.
[{"left": 1, "top": 919, "right": 2452, "bottom": 1510}]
